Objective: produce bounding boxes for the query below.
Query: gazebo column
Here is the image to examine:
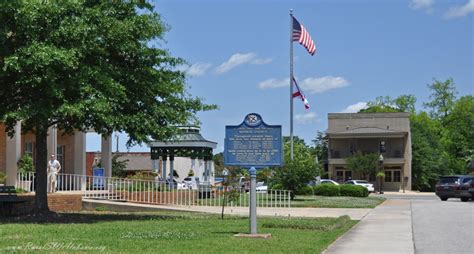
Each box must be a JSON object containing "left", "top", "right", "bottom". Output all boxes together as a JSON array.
[
  {"left": 169, "top": 149, "right": 175, "bottom": 188},
  {"left": 6, "top": 121, "right": 21, "bottom": 186},
  {"left": 162, "top": 155, "right": 167, "bottom": 182},
  {"left": 101, "top": 134, "right": 112, "bottom": 177},
  {"left": 204, "top": 161, "right": 208, "bottom": 183},
  {"left": 203, "top": 148, "right": 212, "bottom": 183}
]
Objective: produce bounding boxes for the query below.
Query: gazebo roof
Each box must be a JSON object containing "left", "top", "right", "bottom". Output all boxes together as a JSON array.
[{"left": 148, "top": 127, "right": 217, "bottom": 149}]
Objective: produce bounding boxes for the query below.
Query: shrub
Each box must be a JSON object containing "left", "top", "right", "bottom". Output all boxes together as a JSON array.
[
  {"left": 340, "top": 185, "right": 369, "bottom": 197},
  {"left": 297, "top": 186, "right": 314, "bottom": 195},
  {"left": 17, "top": 155, "right": 34, "bottom": 174},
  {"left": 0, "top": 171, "right": 5, "bottom": 184},
  {"left": 313, "top": 184, "right": 340, "bottom": 196},
  {"left": 270, "top": 183, "right": 283, "bottom": 190}
]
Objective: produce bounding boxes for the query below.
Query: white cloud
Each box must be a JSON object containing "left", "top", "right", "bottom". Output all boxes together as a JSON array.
[
  {"left": 409, "top": 0, "right": 434, "bottom": 10},
  {"left": 216, "top": 52, "right": 272, "bottom": 74},
  {"left": 257, "top": 78, "right": 289, "bottom": 89},
  {"left": 295, "top": 112, "right": 318, "bottom": 124},
  {"left": 251, "top": 58, "right": 273, "bottom": 65},
  {"left": 300, "top": 76, "right": 350, "bottom": 94},
  {"left": 258, "top": 76, "right": 349, "bottom": 93},
  {"left": 340, "top": 102, "right": 368, "bottom": 113},
  {"left": 181, "top": 62, "right": 213, "bottom": 77},
  {"left": 444, "top": 0, "right": 474, "bottom": 18}
]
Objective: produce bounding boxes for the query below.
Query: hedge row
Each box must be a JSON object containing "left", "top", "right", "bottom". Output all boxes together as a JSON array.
[{"left": 313, "top": 184, "right": 369, "bottom": 197}]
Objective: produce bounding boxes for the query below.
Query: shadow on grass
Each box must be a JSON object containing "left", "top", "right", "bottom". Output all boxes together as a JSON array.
[
  {"left": 0, "top": 212, "right": 190, "bottom": 224},
  {"left": 210, "top": 231, "right": 241, "bottom": 235}
]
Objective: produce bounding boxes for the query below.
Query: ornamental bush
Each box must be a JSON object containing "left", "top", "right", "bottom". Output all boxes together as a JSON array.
[
  {"left": 313, "top": 184, "right": 340, "bottom": 196},
  {"left": 270, "top": 183, "right": 283, "bottom": 190},
  {"left": 297, "top": 186, "right": 314, "bottom": 195},
  {"left": 340, "top": 185, "right": 369, "bottom": 197}
]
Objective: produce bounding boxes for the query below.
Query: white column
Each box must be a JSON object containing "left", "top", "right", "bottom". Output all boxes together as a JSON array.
[
  {"left": 74, "top": 131, "right": 86, "bottom": 190},
  {"left": 47, "top": 125, "right": 58, "bottom": 158},
  {"left": 101, "top": 134, "right": 112, "bottom": 177},
  {"left": 6, "top": 121, "right": 21, "bottom": 186}
]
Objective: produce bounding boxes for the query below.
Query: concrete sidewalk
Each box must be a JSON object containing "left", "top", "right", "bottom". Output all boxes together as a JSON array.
[
  {"left": 83, "top": 199, "right": 370, "bottom": 220},
  {"left": 323, "top": 199, "right": 414, "bottom": 254}
]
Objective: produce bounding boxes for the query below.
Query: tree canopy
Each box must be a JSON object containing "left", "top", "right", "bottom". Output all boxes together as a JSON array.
[
  {"left": 272, "top": 136, "right": 319, "bottom": 198},
  {"left": 0, "top": 2, "right": 214, "bottom": 212}
]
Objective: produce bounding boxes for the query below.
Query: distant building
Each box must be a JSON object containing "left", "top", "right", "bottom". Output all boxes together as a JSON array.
[{"left": 327, "top": 112, "right": 412, "bottom": 191}]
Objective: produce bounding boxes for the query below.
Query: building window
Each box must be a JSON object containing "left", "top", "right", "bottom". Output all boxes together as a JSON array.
[
  {"left": 336, "top": 170, "right": 352, "bottom": 182},
  {"left": 393, "top": 170, "right": 401, "bottom": 182},
  {"left": 25, "top": 141, "right": 34, "bottom": 159},
  {"left": 336, "top": 171, "right": 344, "bottom": 182},
  {"left": 385, "top": 171, "right": 392, "bottom": 182},
  {"left": 57, "top": 145, "right": 65, "bottom": 172},
  {"left": 345, "top": 171, "right": 352, "bottom": 181}
]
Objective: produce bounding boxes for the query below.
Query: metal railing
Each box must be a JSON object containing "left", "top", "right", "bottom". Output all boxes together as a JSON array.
[{"left": 15, "top": 172, "right": 291, "bottom": 208}]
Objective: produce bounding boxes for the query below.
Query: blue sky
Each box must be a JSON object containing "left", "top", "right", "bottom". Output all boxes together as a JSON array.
[{"left": 86, "top": 0, "right": 473, "bottom": 153}]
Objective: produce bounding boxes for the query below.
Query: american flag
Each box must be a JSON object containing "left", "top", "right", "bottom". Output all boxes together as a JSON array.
[
  {"left": 292, "top": 76, "right": 310, "bottom": 110},
  {"left": 292, "top": 17, "right": 316, "bottom": 56}
]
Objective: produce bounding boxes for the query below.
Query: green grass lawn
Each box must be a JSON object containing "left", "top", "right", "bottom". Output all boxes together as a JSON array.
[
  {"left": 0, "top": 211, "right": 357, "bottom": 254},
  {"left": 291, "top": 195, "right": 386, "bottom": 208}
]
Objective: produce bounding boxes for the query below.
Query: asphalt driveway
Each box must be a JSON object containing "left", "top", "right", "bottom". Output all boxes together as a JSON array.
[
  {"left": 411, "top": 198, "right": 474, "bottom": 254},
  {"left": 324, "top": 194, "right": 474, "bottom": 254}
]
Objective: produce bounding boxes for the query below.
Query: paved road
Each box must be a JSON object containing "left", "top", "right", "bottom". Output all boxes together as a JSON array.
[
  {"left": 324, "top": 195, "right": 474, "bottom": 254},
  {"left": 411, "top": 199, "right": 474, "bottom": 254}
]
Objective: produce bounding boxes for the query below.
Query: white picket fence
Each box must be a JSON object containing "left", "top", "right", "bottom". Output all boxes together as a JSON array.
[{"left": 16, "top": 172, "right": 291, "bottom": 208}]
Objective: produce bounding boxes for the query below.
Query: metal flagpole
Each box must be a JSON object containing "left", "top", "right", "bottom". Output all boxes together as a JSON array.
[{"left": 289, "top": 9, "right": 294, "bottom": 161}]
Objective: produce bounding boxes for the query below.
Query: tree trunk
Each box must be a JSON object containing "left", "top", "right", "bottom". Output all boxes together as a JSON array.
[{"left": 34, "top": 126, "right": 49, "bottom": 212}]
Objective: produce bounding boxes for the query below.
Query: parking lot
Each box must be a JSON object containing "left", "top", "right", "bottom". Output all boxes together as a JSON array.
[{"left": 410, "top": 196, "right": 474, "bottom": 254}]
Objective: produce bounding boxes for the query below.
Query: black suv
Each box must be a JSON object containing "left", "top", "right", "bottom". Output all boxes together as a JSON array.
[{"left": 435, "top": 175, "right": 474, "bottom": 202}]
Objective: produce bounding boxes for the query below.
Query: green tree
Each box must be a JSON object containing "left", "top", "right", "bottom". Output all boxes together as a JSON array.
[
  {"left": 0, "top": 2, "right": 214, "bottom": 213},
  {"left": 360, "top": 95, "right": 416, "bottom": 113},
  {"left": 410, "top": 112, "right": 445, "bottom": 191},
  {"left": 112, "top": 154, "right": 128, "bottom": 178},
  {"left": 393, "top": 95, "right": 417, "bottom": 113},
  {"left": 312, "top": 131, "right": 328, "bottom": 176},
  {"left": 423, "top": 78, "right": 457, "bottom": 119},
  {"left": 345, "top": 152, "right": 379, "bottom": 179},
  {"left": 359, "top": 96, "right": 400, "bottom": 113},
  {"left": 442, "top": 95, "right": 474, "bottom": 173},
  {"left": 272, "top": 137, "right": 319, "bottom": 199}
]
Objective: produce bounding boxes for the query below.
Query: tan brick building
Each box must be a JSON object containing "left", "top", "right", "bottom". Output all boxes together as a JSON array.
[
  {"left": 0, "top": 122, "right": 112, "bottom": 186},
  {"left": 327, "top": 113, "right": 412, "bottom": 191}
]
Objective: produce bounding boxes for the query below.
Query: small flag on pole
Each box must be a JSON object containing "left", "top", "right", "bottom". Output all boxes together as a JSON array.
[
  {"left": 292, "top": 76, "right": 310, "bottom": 110},
  {"left": 292, "top": 17, "right": 316, "bottom": 56}
]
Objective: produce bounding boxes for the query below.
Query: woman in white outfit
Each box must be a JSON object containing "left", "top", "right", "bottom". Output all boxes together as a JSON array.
[{"left": 47, "top": 154, "right": 61, "bottom": 193}]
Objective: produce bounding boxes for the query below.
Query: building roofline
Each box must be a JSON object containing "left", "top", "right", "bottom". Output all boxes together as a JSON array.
[{"left": 328, "top": 112, "right": 410, "bottom": 119}]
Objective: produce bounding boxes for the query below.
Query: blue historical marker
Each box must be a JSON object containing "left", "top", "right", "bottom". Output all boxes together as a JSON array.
[
  {"left": 224, "top": 113, "right": 283, "bottom": 168},
  {"left": 224, "top": 113, "right": 283, "bottom": 236}
]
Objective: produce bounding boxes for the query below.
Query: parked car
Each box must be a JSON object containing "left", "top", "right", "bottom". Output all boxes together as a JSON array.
[
  {"left": 344, "top": 180, "right": 374, "bottom": 193},
  {"left": 182, "top": 177, "right": 196, "bottom": 189},
  {"left": 459, "top": 177, "right": 474, "bottom": 202},
  {"left": 256, "top": 182, "right": 268, "bottom": 193},
  {"left": 308, "top": 179, "right": 340, "bottom": 186},
  {"left": 320, "top": 179, "right": 340, "bottom": 185},
  {"left": 436, "top": 175, "right": 474, "bottom": 202}
]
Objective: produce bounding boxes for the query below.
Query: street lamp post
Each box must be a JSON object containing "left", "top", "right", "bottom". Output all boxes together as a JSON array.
[
  {"left": 378, "top": 154, "right": 384, "bottom": 194},
  {"left": 221, "top": 168, "right": 229, "bottom": 220}
]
